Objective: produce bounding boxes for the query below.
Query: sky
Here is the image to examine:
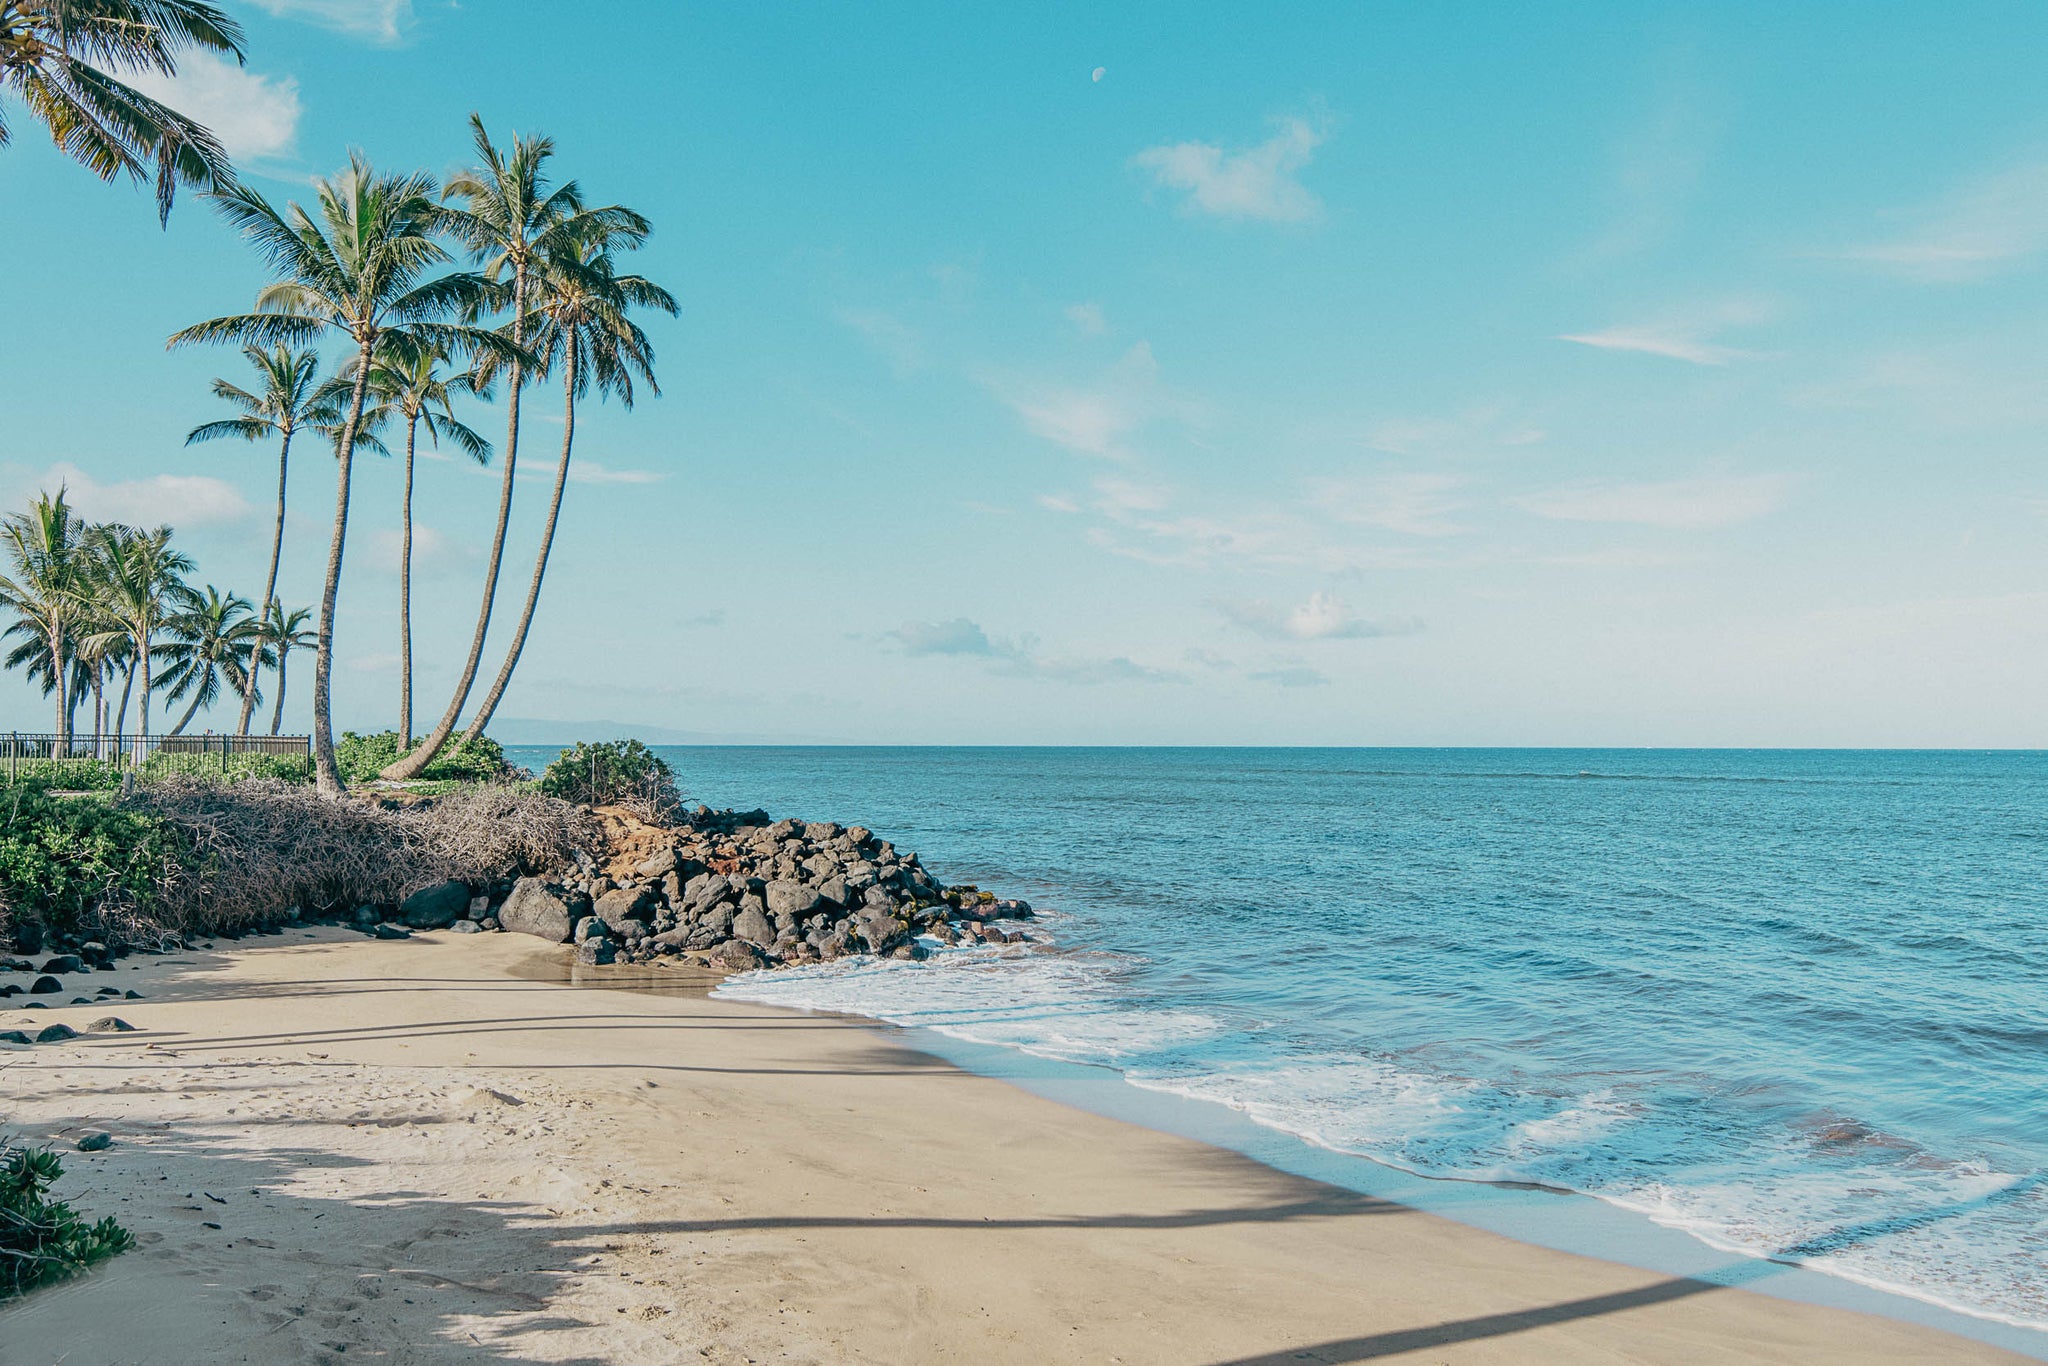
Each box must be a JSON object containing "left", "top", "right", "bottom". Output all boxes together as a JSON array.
[{"left": 4, "top": 1, "right": 2048, "bottom": 745}]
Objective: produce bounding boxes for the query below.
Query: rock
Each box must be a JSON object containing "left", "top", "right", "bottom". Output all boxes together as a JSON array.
[
  {"left": 69, "top": 997, "right": 91, "bottom": 1004},
  {"left": 86, "top": 1017, "right": 136, "bottom": 1033},
  {"left": 573, "top": 916, "right": 612, "bottom": 944},
  {"left": 0, "top": 984, "right": 18, "bottom": 997},
  {"left": 731, "top": 906, "right": 776, "bottom": 947},
  {"left": 847, "top": 826, "right": 873, "bottom": 846},
  {"left": 593, "top": 887, "right": 649, "bottom": 925},
  {"left": 574, "top": 939, "right": 617, "bottom": 966},
  {"left": 372, "top": 923, "right": 411, "bottom": 940},
  {"left": 28, "top": 975, "right": 62, "bottom": 995},
  {"left": 479, "top": 916, "right": 500, "bottom": 931},
  {"left": 399, "top": 880, "right": 470, "bottom": 929},
  {"left": 467, "top": 896, "right": 491, "bottom": 918},
  {"left": 714, "top": 939, "right": 763, "bottom": 970},
  {"left": 34, "top": 1024, "right": 77, "bottom": 1043},
  {"left": 815, "top": 874, "right": 850, "bottom": 907},
  {"left": 39, "top": 955, "right": 82, "bottom": 975},
  {"left": 803, "top": 821, "right": 842, "bottom": 843},
  {"left": 499, "top": 878, "right": 575, "bottom": 942},
  {"left": 635, "top": 848, "right": 679, "bottom": 878},
  {"left": 448, "top": 921, "right": 481, "bottom": 934},
  {"left": 76, "top": 1132, "right": 113, "bottom": 1152},
  {"left": 683, "top": 872, "right": 733, "bottom": 909},
  {"left": 765, "top": 880, "right": 821, "bottom": 920},
  {"left": 352, "top": 905, "right": 381, "bottom": 924},
  {"left": 124, "top": 990, "right": 143, "bottom": 999},
  {"left": 0, "top": 958, "right": 30, "bottom": 972},
  {"left": 0, "top": 1029, "right": 30, "bottom": 1044}
]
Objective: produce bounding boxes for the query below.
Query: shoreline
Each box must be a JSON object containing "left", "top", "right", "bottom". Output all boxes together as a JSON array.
[{"left": 0, "top": 929, "right": 2034, "bottom": 1363}]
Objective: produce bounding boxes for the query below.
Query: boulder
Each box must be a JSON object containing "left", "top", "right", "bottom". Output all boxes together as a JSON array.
[
  {"left": 39, "top": 955, "right": 82, "bottom": 975},
  {"left": 574, "top": 939, "right": 617, "bottom": 966},
  {"left": 399, "top": 880, "right": 470, "bottom": 929},
  {"left": 34, "top": 1023, "right": 77, "bottom": 1043},
  {"left": 86, "top": 1017, "right": 136, "bottom": 1033},
  {"left": 573, "top": 916, "right": 612, "bottom": 944},
  {"left": 448, "top": 921, "right": 482, "bottom": 934},
  {"left": 815, "top": 874, "right": 849, "bottom": 908},
  {"left": 803, "top": 821, "right": 842, "bottom": 843},
  {"left": 499, "top": 878, "right": 575, "bottom": 942},
  {"left": 593, "top": 886, "right": 649, "bottom": 925},
  {"left": 0, "top": 1029, "right": 31, "bottom": 1045},
  {"left": 76, "top": 1132, "right": 113, "bottom": 1152},
  {"left": 467, "top": 896, "right": 491, "bottom": 918},
  {"left": 731, "top": 906, "right": 776, "bottom": 947},
  {"left": 683, "top": 872, "right": 733, "bottom": 909},
  {"left": 635, "top": 848, "right": 679, "bottom": 878},
  {"left": 372, "top": 923, "right": 411, "bottom": 940},
  {"left": 28, "top": 975, "right": 62, "bottom": 995},
  {"left": 714, "top": 939, "right": 763, "bottom": 970},
  {"left": 765, "top": 880, "right": 821, "bottom": 920}
]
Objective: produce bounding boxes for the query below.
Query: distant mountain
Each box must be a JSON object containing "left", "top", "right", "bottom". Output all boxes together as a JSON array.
[{"left": 487, "top": 717, "right": 848, "bottom": 747}]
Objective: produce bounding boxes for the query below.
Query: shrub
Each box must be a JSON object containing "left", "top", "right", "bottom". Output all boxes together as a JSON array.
[
  {"left": 0, "top": 1146, "right": 134, "bottom": 1301},
  {"left": 0, "top": 785, "right": 185, "bottom": 939},
  {"left": 539, "top": 739, "right": 682, "bottom": 817},
  {"left": 335, "top": 731, "right": 512, "bottom": 785}
]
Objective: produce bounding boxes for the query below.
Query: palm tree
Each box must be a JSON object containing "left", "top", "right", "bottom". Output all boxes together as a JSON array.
[
  {"left": 168, "top": 152, "right": 501, "bottom": 793},
  {"left": 78, "top": 522, "right": 192, "bottom": 759},
  {"left": 184, "top": 343, "right": 339, "bottom": 733},
  {"left": 352, "top": 338, "right": 490, "bottom": 745},
  {"left": 158, "top": 583, "right": 257, "bottom": 734},
  {"left": 0, "top": 489, "right": 85, "bottom": 744},
  {"left": 458, "top": 227, "right": 675, "bottom": 748},
  {"left": 0, "top": 0, "right": 244, "bottom": 223},
  {"left": 258, "top": 600, "right": 315, "bottom": 736},
  {"left": 383, "top": 114, "right": 646, "bottom": 782}
]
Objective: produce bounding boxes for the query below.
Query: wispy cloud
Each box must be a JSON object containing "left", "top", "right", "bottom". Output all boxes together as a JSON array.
[
  {"left": 1249, "top": 666, "right": 1330, "bottom": 688},
  {"left": 1840, "top": 159, "right": 2048, "bottom": 282},
  {"left": 1213, "top": 591, "right": 1421, "bottom": 641},
  {"left": 248, "top": 0, "right": 412, "bottom": 43},
  {"left": 1132, "top": 117, "right": 1326, "bottom": 223},
  {"left": 126, "top": 50, "right": 300, "bottom": 163},
  {"left": 1064, "top": 302, "right": 1109, "bottom": 336},
  {"left": 886, "top": 616, "right": 1179, "bottom": 684},
  {"left": 1558, "top": 298, "right": 1771, "bottom": 366},
  {"left": 1518, "top": 472, "right": 1792, "bottom": 528},
  {"left": 34, "top": 462, "right": 251, "bottom": 528},
  {"left": 569, "top": 461, "right": 663, "bottom": 486},
  {"left": 996, "top": 341, "right": 1192, "bottom": 460},
  {"left": 837, "top": 308, "right": 924, "bottom": 376},
  {"left": 1310, "top": 473, "right": 1469, "bottom": 536}
]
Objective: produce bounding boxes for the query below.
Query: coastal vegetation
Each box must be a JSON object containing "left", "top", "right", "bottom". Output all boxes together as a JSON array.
[{"left": 0, "top": 1145, "right": 133, "bottom": 1301}]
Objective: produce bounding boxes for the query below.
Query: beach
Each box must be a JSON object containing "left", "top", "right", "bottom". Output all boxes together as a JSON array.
[{"left": 0, "top": 927, "right": 2024, "bottom": 1364}]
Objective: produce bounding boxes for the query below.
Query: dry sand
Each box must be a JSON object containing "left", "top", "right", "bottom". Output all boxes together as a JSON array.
[{"left": 0, "top": 928, "right": 2029, "bottom": 1365}]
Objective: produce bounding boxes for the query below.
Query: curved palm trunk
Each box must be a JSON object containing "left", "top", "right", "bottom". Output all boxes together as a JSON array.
[
  {"left": 399, "top": 412, "right": 420, "bottom": 746},
  {"left": 271, "top": 647, "right": 290, "bottom": 736},
  {"left": 169, "top": 678, "right": 209, "bottom": 736},
  {"left": 90, "top": 664, "right": 104, "bottom": 755},
  {"left": 461, "top": 348, "right": 576, "bottom": 746},
  {"left": 381, "top": 270, "right": 526, "bottom": 781},
  {"left": 133, "top": 632, "right": 154, "bottom": 764},
  {"left": 312, "top": 353, "right": 377, "bottom": 794},
  {"left": 239, "top": 426, "right": 293, "bottom": 736},
  {"left": 113, "top": 659, "right": 135, "bottom": 755}
]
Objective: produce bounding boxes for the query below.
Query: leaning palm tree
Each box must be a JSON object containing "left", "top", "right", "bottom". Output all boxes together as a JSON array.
[
  {"left": 78, "top": 522, "right": 191, "bottom": 759},
  {"left": 351, "top": 338, "right": 490, "bottom": 745},
  {"left": 158, "top": 583, "right": 257, "bottom": 734},
  {"left": 383, "top": 114, "right": 647, "bottom": 782},
  {"left": 0, "top": 488, "right": 86, "bottom": 744},
  {"left": 457, "top": 227, "right": 675, "bottom": 748},
  {"left": 168, "top": 152, "right": 502, "bottom": 792},
  {"left": 258, "top": 599, "right": 315, "bottom": 736},
  {"left": 0, "top": 0, "right": 244, "bottom": 223}
]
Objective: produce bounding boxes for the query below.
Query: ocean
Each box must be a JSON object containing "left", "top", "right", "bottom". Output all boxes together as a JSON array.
[{"left": 507, "top": 745, "right": 2048, "bottom": 1338}]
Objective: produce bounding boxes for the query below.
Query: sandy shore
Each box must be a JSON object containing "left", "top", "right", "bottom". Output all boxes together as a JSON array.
[{"left": 0, "top": 928, "right": 2028, "bottom": 1365}]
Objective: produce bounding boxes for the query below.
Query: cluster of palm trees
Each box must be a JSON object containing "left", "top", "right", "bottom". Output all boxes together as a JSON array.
[
  {"left": 0, "top": 488, "right": 316, "bottom": 757},
  {"left": 5, "top": 5, "right": 677, "bottom": 796}
]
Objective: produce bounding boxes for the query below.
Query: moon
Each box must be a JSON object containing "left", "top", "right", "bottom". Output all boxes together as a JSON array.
[{"left": 1091, "top": 66, "right": 1106, "bottom": 83}]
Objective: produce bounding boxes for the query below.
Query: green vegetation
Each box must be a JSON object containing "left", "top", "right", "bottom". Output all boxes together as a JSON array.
[
  {"left": 335, "top": 730, "right": 512, "bottom": 786},
  {"left": 539, "top": 739, "right": 681, "bottom": 813},
  {"left": 0, "top": 1147, "right": 134, "bottom": 1301},
  {"left": 0, "top": 785, "right": 185, "bottom": 939}
]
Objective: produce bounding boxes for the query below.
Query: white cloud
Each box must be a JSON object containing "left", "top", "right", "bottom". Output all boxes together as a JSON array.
[
  {"left": 1311, "top": 473, "right": 1468, "bottom": 536},
  {"left": 998, "top": 341, "right": 1189, "bottom": 460},
  {"left": 1518, "top": 472, "right": 1792, "bottom": 529},
  {"left": 1556, "top": 327, "right": 1750, "bottom": 366},
  {"left": 1064, "top": 302, "right": 1109, "bottom": 336},
  {"left": 125, "top": 50, "right": 300, "bottom": 163},
  {"left": 891, "top": 618, "right": 994, "bottom": 657},
  {"left": 1036, "top": 493, "right": 1081, "bottom": 514},
  {"left": 1213, "top": 591, "right": 1420, "bottom": 642},
  {"left": 1249, "top": 666, "right": 1330, "bottom": 688},
  {"left": 1841, "top": 159, "right": 2048, "bottom": 282},
  {"left": 887, "top": 616, "right": 1179, "bottom": 684},
  {"left": 1366, "top": 405, "right": 1544, "bottom": 457},
  {"left": 1132, "top": 118, "right": 1325, "bottom": 223},
  {"left": 247, "top": 0, "right": 412, "bottom": 43},
  {"left": 368, "top": 524, "right": 473, "bottom": 576},
  {"left": 37, "top": 462, "right": 252, "bottom": 528},
  {"left": 837, "top": 308, "right": 923, "bottom": 376},
  {"left": 568, "top": 461, "right": 662, "bottom": 486}
]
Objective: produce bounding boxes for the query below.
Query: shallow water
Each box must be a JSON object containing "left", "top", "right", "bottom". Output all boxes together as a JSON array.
[{"left": 510, "top": 746, "right": 2048, "bottom": 1334}]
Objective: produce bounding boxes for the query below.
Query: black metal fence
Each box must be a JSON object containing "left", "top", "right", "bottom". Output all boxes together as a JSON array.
[{"left": 1, "top": 731, "right": 313, "bottom": 783}]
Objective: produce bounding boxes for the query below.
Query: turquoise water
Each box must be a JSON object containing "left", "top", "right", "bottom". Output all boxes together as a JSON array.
[{"left": 510, "top": 746, "right": 2048, "bottom": 1332}]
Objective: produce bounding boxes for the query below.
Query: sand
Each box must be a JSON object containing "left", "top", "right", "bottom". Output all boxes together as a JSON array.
[{"left": 0, "top": 928, "right": 2029, "bottom": 1365}]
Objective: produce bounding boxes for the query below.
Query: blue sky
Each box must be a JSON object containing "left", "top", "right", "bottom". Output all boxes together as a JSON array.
[{"left": 4, "top": 1, "right": 2048, "bottom": 744}]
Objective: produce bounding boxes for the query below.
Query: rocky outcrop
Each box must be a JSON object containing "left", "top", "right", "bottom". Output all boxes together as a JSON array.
[
  {"left": 399, "top": 880, "right": 470, "bottom": 930},
  {"left": 499, "top": 877, "right": 576, "bottom": 942}
]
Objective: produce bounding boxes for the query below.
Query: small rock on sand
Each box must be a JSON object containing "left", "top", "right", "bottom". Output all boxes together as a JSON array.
[
  {"left": 86, "top": 1017, "right": 137, "bottom": 1033},
  {"left": 34, "top": 1023, "right": 77, "bottom": 1043},
  {"left": 28, "top": 975, "right": 62, "bottom": 995},
  {"left": 76, "top": 1132, "right": 112, "bottom": 1152}
]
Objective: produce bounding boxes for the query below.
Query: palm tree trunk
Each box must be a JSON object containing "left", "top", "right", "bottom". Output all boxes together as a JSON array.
[
  {"left": 169, "top": 681, "right": 207, "bottom": 736},
  {"left": 381, "top": 268, "right": 526, "bottom": 781},
  {"left": 312, "top": 350, "right": 377, "bottom": 794},
  {"left": 114, "top": 659, "right": 135, "bottom": 754},
  {"left": 50, "top": 633, "right": 69, "bottom": 752},
  {"left": 91, "top": 664, "right": 104, "bottom": 755},
  {"left": 462, "top": 347, "right": 576, "bottom": 746},
  {"left": 133, "top": 632, "right": 153, "bottom": 765},
  {"left": 271, "top": 648, "right": 289, "bottom": 736},
  {"left": 399, "top": 412, "right": 419, "bottom": 747},
  {"left": 239, "top": 426, "right": 293, "bottom": 736}
]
